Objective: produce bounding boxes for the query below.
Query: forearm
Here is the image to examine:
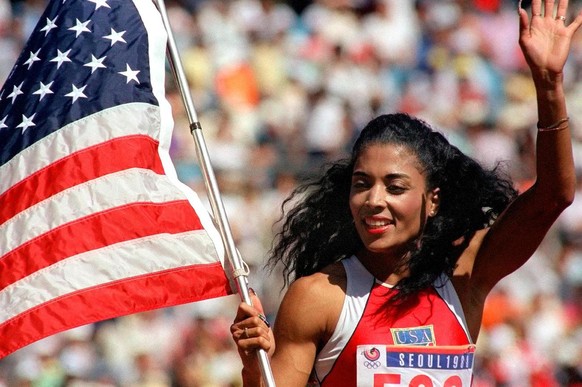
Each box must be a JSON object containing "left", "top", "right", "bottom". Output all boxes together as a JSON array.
[
  {"left": 533, "top": 71, "right": 567, "bottom": 126},
  {"left": 533, "top": 75, "right": 576, "bottom": 206},
  {"left": 242, "top": 366, "right": 266, "bottom": 387}
]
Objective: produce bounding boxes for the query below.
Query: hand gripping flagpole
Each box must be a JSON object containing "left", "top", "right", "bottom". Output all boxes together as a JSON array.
[{"left": 153, "top": 1, "right": 276, "bottom": 386}]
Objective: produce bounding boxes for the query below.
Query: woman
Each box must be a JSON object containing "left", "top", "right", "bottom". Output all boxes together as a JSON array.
[{"left": 231, "top": 0, "right": 582, "bottom": 385}]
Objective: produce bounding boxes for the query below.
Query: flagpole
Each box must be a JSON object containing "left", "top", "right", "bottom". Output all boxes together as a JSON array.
[{"left": 153, "top": 1, "right": 276, "bottom": 385}]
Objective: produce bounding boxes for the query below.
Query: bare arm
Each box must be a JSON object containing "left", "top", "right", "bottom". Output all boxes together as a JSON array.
[
  {"left": 461, "top": 0, "right": 581, "bottom": 299},
  {"left": 268, "top": 275, "right": 330, "bottom": 386},
  {"left": 231, "top": 269, "right": 345, "bottom": 386}
]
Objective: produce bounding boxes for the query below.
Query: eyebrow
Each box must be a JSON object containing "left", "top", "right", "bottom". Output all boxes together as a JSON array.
[{"left": 351, "top": 171, "right": 411, "bottom": 180}]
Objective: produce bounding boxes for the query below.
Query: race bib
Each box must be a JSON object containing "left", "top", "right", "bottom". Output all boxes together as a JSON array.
[{"left": 356, "top": 344, "right": 475, "bottom": 387}]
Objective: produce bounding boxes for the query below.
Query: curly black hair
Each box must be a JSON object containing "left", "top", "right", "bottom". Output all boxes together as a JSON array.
[{"left": 268, "top": 113, "right": 518, "bottom": 298}]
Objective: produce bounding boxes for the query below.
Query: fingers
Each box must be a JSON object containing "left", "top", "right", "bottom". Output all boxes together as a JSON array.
[
  {"left": 249, "top": 288, "right": 265, "bottom": 315},
  {"left": 231, "top": 316, "right": 272, "bottom": 354},
  {"left": 568, "top": 11, "right": 582, "bottom": 33},
  {"left": 232, "top": 311, "right": 271, "bottom": 339},
  {"left": 231, "top": 289, "right": 273, "bottom": 355},
  {"left": 530, "top": 0, "right": 543, "bottom": 18},
  {"left": 518, "top": 4, "right": 530, "bottom": 35},
  {"left": 544, "top": 0, "right": 556, "bottom": 19},
  {"left": 556, "top": 0, "right": 569, "bottom": 21},
  {"left": 234, "top": 297, "right": 259, "bottom": 322},
  {"left": 525, "top": 0, "right": 571, "bottom": 22},
  {"left": 232, "top": 324, "right": 270, "bottom": 344},
  {"left": 519, "top": 0, "right": 581, "bottom": 37},
  {"left": 556, "top": 1, "right": 582, "bottom": 36},
  {"left": 233, "top": 289, "right": 270, "bottom": 327}
]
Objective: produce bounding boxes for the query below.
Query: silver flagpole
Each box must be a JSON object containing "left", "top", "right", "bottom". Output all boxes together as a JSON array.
[{"left": 153, "top": 1, "right": 276, "bottom": 386}]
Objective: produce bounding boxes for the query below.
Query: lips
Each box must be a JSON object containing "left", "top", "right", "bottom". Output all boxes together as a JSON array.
[{"left": 363, "top": 217, "right": 393, "bottom": 234}]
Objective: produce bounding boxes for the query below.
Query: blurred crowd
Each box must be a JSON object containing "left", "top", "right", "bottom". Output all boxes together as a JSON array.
[{"left": 2, "top": 0, "right": 582, "bottom": 385}]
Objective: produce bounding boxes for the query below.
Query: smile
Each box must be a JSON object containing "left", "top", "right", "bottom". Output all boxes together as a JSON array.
[
  {"left": 365, "top": 219, "right": 391, "bottom": 227},
  {"left": 363, "top": 218, "right": 393, "bottom": 234}
]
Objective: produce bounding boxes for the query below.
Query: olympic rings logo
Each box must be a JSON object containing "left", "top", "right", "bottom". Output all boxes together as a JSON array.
[{"left": 364, "top": 360, "right": 381, "bottom": 369}]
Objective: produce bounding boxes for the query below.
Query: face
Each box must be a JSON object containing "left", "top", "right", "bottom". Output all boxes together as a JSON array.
[{"left": 349, "top": 143, "right": 439, "bottom": 260}]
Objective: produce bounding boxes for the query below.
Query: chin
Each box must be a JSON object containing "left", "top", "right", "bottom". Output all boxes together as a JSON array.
[
  {"left": 363, "top": 243, "right": 396, "bottom": 255},
  {"left": 362, "top": 239, "right": 409, "bottom": 257}
]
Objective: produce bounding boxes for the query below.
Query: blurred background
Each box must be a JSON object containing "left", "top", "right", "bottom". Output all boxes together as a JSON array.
[{"left": 1, "top": 0, "right": 582, "bottom": 385}]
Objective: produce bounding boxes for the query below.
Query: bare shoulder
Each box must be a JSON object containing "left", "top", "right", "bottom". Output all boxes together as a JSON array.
[
  {"left": 285, "top": 261, "right": 346, "bottom": 298},
  {"left": 269, "top": 262, "right": 348, "bottom": 382},
  {"left": 275, "top": 262, "right": 347, "bottom": 346}
]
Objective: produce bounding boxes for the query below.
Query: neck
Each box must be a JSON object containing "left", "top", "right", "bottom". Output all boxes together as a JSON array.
[{"left": 356, "top": 250, "right": 410, "bottom": 285}]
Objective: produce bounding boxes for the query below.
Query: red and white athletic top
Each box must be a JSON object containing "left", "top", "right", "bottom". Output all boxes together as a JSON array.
[{"left": 309, "top": 256, "right": 476, "bottom": 387}]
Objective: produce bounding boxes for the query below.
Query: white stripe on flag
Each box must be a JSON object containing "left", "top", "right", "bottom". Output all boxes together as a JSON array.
[
  {"left": 0, "top": 230, "right": 219, "bottom": 322},
  {"left": 0, "top": 103, "right": 161, "bottom": 196},
  {"left": 1, "top": 169, "right": 185, "bottom": 253}
]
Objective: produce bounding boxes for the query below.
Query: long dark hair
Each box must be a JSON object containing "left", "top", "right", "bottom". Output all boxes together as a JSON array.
[{"left": 268, "top": 113, "right": 518, "bottom": 297}]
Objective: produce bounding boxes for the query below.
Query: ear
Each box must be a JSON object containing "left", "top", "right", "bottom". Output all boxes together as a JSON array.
[{"left": 428, "top": 187, "right": 440, "bottom": 217}]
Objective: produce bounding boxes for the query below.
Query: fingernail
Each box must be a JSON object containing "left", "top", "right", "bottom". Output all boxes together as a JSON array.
[
  {"left": 249, "top": 287, "right": 256, "bottom": 295},
  {"left": 258, "top": 313, "right": 271, "bottom": 328}
]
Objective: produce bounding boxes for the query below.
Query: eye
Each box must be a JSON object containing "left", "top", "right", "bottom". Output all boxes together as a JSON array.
[
  {"left": 351, "top": 179, "right": 369, "bottom": 190},
  {"left": 387, "top": 184, "right": 406, "bottom": 194}
]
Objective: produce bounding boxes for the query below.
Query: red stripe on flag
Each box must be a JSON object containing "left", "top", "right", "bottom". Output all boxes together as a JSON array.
[
  {"left": 0, "top": 135, "right": 164, "bottom": 225},
  {"left": 0, "top": 200, "right": 202, "bottom": 290},
  {"left": 0, "top": 263, "right": 233, "bottom": 357}
]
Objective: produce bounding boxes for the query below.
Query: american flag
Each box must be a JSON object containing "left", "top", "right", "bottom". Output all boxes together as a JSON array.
[{"left": 0, "top": 0, "right": 233, "bottom": 357}]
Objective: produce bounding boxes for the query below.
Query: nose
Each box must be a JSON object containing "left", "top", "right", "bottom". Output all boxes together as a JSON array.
[{"left": 366, "top": 184, "right": 386, "bottom": 208}]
